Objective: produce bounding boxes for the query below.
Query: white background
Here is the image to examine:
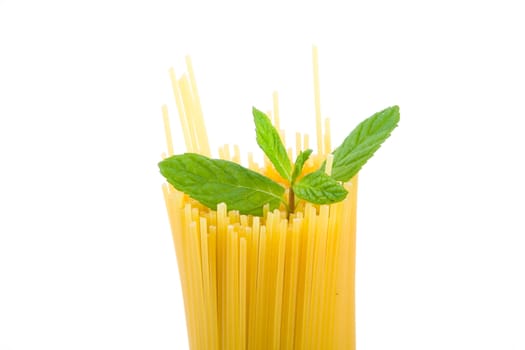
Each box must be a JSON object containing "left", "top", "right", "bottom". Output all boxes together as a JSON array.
[{"left": 1, "top": 0, "right": 524, "bottom": 349}]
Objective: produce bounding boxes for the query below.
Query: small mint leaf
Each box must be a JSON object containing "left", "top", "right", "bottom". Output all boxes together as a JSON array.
[
  {"left": 253, "top": 107, "right": 292, "bottom": 182},
  {"left": 291, "top": 149, "right": 313, "bottom": 184},
  {"left": 292, "top": 171, "right": 348, "bottom": 204},
  {"left": 159, "top": 153, "right": 285, "bottom": 216}
]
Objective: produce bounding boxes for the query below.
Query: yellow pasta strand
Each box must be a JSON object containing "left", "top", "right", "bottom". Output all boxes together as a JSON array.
[
  {"left": 280, "top": 217, "right": 301, "bottom": 350},
  {"left": 239, "top": 237, "right": 247, "bottom": 349},
  {"left": 271, "top": 219, "right": 288, "bottom": 349},
  {"left": 254, "top": 226, "right": 267, "bottom": 347},
  {"left": 162, "top": 105, "right": 174, "bottom": 156},
  {"left": 169, "top": 68, "right": 192, "bottom": 152},
  {"left": 207, "top": 226, "right": 220, "bottom": 349},
  {"left": 178, "top": 75, "right": 200, "bottom": 153},
  {"left": 324, "top": 117, "right": 331, "bottom": 155},
  {"left": 295, "top": 132, "right": 302, "bottom": 158},
  {"left": 185, "top": 56, "right": 211, "bottom": 156},
  {"left": 299, "top": 204, "right": 317, "bottom": 349},
  {"left": 199, "top": 218, "right": 213, "bottom": 349},
  {"left": 325, "top": 154, "right": 334, "bottom": 176},
  {"left": 303, "top": 133, "right": 310, "bottom": 151},
  {"left": 233, "top": 145, "right": 241, "bottom": 164},
  {"left": 247, "top": 218, "right": 260, "bottom": 349},
  {"left": 312, "top": 46, "right": 323, "bottom": 155}
]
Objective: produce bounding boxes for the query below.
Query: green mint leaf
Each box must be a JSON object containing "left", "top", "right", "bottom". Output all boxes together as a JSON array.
[
  {"left": 323, "top": 105, "right": 400, "bottom": 182},
  {"left": 159, "top": 153, "right": 285, "bottom": 216},
  {"left": 252, "top": 107, "right": 292, "bottom": 182},
  {"left": 291, "top": 149, "right": 313, "bottom": 184},
  {"left": 292, "top": 171, "right": 348, "bottom": 204}
]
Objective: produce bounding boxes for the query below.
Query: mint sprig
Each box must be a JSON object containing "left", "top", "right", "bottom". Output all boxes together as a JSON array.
[{"left": 159, "top": 106, "right": 399, "bottom": 216}]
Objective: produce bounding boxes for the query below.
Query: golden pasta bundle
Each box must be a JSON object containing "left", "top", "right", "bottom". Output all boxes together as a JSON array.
[{"left": 162, "top": 183, "right": 357, "bottom": 349}]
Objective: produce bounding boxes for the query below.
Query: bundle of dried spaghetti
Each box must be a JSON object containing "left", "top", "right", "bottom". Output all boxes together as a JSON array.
[{"left": 161, "top": 48, "right": 358, "bottom": 350}]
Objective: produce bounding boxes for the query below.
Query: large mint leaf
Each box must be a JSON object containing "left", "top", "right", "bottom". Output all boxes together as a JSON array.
[
  {"left": 323, "top": 105, "right": 400, "bottom": 182},
  {"left": 159, "top": 153, "right": 285, "bottom": 216}
]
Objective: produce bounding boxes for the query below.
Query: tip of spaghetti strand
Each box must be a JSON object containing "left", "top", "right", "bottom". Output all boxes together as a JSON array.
[{"left": 325, "top": 154, "right": 334, "bottom": 176}]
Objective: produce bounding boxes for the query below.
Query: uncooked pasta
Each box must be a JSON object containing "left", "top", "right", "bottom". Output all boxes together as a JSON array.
[{"left": 161, "top": 47, "right": 357, "bottom": 350}]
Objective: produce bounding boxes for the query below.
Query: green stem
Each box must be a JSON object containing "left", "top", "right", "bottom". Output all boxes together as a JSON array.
[{"left": 289, "top": 187, "right": 295, "bottom": 214}]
